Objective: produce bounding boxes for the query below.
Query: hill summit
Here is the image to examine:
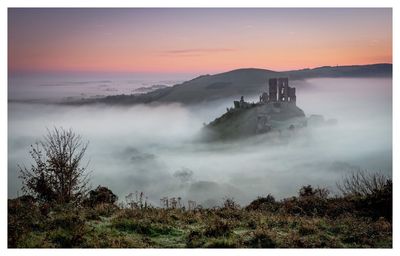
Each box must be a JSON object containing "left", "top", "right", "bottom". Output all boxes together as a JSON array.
[{"left": 204, "top": 77, "right": 308, "bottom": 140}]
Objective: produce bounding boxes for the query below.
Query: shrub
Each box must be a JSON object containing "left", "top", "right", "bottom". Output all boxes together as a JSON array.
[
  {"left": 324, "top": 197, "right": 356, "bottom": 218},
  {"left": 353, "top": 179, "right": 392, "bottom": 220},
  {"left": 299, "top": 185, "right": 329, "bottom": 199},
  {"left": 280, "top": 186, "right": 330, "bottom": 217},
  {"left": 204, "top": 218, "right": 232, "bottom": 237},
  {"left": 215, "top": 207, "right": 244, "bottom": 221},
  {"left": 84, "top": 186, "right": 118, "bottom": 207},
  {"left": 222, "top": 197, "right": 240, "bottom": 210},
  {"left": 246, "top": 194, "right": 277, "bottom": 211},
  {"left": 337, "top": 171, "right": 392, "bottom": 220},
  {"left": 337, "top": 170, "right": 388, "bottom": 197},
  {"left": 18, "top": 128, "right": 90, "bottom": 205},
  {"left": 281, "top": 196, "right": 328, "bottom": 217}
]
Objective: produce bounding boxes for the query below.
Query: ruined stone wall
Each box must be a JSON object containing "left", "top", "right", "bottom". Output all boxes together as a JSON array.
[
  {"left": 268, "top": 78, "right": 278, "bottom": 102},
  {"left": 287, "top": 87, "right": 296, "bottom": 103},
  {"left": 269, "top": 77, "right": 296, "bottom": 104}
]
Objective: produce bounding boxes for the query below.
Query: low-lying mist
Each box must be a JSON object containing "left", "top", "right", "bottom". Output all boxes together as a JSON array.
[{"left": 8, "top": 78, "right": 392, "bottom": 207}]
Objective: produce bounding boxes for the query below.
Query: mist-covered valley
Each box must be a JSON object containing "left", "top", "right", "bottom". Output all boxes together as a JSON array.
[
  {"left": 8, "top": 77, "right": 392, "bottom": 207},
  {"left": 8, "top": 72, "right": 192, "bottom": 103}
]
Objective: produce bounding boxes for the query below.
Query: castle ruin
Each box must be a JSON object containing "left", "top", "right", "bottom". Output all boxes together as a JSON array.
[
  {"left": 229, "top": 78, "right": 301, "bottom": 133},
  {"left": 263, "top": 77, "right": 296, "bottom": 104},
  {"left": 208, "top": 77, "right": 307, "bottom": 138},
  {"left": 233, "top": 77, "right": 297, "bottom": 110}
]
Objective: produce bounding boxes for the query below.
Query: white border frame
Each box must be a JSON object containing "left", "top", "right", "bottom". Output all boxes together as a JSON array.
[{"left": 1, "top": 1, "right": 397, "bottom": 256}]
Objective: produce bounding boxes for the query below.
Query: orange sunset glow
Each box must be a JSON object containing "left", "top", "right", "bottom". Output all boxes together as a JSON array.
[{"left": 8, "top": 8, "right": 392, "bottom": 74}]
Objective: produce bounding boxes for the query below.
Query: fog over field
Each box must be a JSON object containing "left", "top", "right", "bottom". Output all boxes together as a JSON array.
[
  {"left": 8, "top": 73, "right": 193, "bottom": 102},
  {"left": 8, "top": 78, "right": 392, "bottom": 207}
]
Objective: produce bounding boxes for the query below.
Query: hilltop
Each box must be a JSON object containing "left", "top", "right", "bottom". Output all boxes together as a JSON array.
[
  {"left": 74, "top": 63, "right": 391, "bottom": 106},
  {"left": 204, "top": 102, "right": 306, "bottom": 141},
  {"left": 202, "top": 77, "right": 333, "bottom": 141}
]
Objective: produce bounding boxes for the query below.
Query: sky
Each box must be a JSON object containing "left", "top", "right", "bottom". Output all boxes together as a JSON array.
[{"left": 8, "top": 8, "right": 392, "bottom": 74}]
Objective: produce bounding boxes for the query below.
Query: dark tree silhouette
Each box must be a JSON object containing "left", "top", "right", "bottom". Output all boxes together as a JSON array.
[
  {"left": 336, "top": 170, "right": 388, "bottom": 197},
  {"left": 19, "top": 127, "right": 90, "bottom": 205},
  {"left": 299, "top": 185, "right": 329, "bottom": 199},
  {"left": 84, "top": 186, "right": 118, "bottom": 207}
]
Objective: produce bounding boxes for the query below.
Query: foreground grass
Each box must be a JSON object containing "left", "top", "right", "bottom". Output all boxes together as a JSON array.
[{"left": 9, "top": 202, "right": 392, "bottom": 248}]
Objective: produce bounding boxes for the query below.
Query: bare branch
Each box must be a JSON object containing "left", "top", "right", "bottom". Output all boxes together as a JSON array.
[
  {"left": 337, "top": 169, "right": 388, "bottom": 197},
  {"left": 18, "top": 127, "right": 90, "bottom": 205}
]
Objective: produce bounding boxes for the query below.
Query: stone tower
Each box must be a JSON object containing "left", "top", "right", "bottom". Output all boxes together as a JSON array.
[
  {"left": 267, "top": 77, "right": 296, "bottom": 104},
  {"left": 268, "top": 78, "right": 278, "bottom": 102}
]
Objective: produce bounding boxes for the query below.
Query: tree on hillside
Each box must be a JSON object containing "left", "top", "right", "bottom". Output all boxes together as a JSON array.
[
  {"left": 336, "top": 170, "right": 389, "bottom": 197},
  {"left": 19, "top": 127, "right": 90, "bottom": 205}
]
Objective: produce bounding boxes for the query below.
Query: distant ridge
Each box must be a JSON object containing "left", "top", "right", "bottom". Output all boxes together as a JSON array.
[{"left": 77, "top": 63, "right": 391, "bottom": 105}]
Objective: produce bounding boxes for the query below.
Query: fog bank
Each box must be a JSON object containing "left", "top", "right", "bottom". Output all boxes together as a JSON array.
[{"left": 8, "top": 78, "right": 392, "bottom": 207}]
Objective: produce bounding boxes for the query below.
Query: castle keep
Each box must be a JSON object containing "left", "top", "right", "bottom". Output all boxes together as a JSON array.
[
  {"left": 207, "top": 77, "right": 332, "bottom": 140},
  {"left": 234, "top": 77, "right": 297, "bottom": 109},
  {"left": 265, "top": 77, "right": 296, "bottom": 104},
  {"left": 227, "top": 78, "right": 304, "bottom": 134}
]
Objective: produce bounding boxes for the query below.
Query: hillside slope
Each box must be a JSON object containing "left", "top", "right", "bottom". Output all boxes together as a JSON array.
[
  {"left": 80, "top": 63, "right": 391, "bottom": 105},
  {"left": 204, "top": 102, "right": 306, "bottom": 140}
]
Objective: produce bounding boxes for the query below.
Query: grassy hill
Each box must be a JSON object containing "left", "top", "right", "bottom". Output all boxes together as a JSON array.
[
  {"left": 77, "top": 63, "right": 391, "bottom": 106},
  {"left": 204, "top": 102, "right": 306, "bottom": 141},
  {"left": 9, "top": 182, "right": 392, "bottom": 248}
]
